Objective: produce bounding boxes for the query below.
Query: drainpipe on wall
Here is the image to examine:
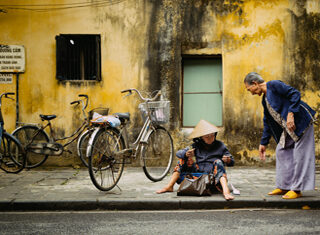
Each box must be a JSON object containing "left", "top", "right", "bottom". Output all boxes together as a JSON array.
[{"left": 15, "top": 73, "right": 19, "bottom": 128}]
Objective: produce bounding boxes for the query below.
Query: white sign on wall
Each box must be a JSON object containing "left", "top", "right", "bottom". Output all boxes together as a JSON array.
[
  {"left": 0, "top": 73, "right": 13, "bottom": 84},
  {"left": 0, "top": 45, "right": 25, "bottom": 73}
]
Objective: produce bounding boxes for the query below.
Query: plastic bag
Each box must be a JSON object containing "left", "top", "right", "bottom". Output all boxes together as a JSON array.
[
  {"left": 90, "top": 112, "right": 120, "bottom": 127},
  {"left": 177, "top": 174, "right": 212, "bottom": 196}
]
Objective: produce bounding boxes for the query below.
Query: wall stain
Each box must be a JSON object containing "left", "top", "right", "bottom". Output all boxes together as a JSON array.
[
  {"left": 145, "top": 0, "right": 245, "bottom": 130},
  {"left": 144, "top": 0, "right": 320, "bottom": 164},
  {"left": 288, "top": 9, "right": 320, "bottom": 91},
  {"left": 7, "top": 0, "right": 317, "bottom": 166}
]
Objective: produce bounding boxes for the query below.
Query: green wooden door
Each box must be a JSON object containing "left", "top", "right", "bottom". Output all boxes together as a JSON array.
[{"left": 183, "top": 58, "right": 222, "bottom": 127}]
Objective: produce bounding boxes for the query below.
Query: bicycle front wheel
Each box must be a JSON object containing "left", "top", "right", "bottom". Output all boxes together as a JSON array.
[
  {"left": 87, "top": 127, "right": 125, "bottom": 191},
  {"left": 0, "top": 132, "right": 26, "bottom": 173},
  {"left": 12, "top": 125, "right": 49, "bottom": 168},
  {"left": 77, "top": 129, "right": 92, "bottom": 168},
  {"left": 142, "top": 126, "right": 174, "bottom": 182}
]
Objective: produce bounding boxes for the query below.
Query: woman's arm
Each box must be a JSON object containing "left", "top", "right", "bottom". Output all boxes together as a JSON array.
[
  {"left": 222, "top": 145, "right": 234, "bottom": 166},
  {"left": 176, "top": 147, "right": 190, "bottom": 159},
  {"left": 222, "top": 155, "right": 234, "bottom": 166},
  {"left": 270, "top": 80, "right": 301, "bottom": 114},
  {"left": 269, "top": 80, "right": 300, "bottom": 132}
]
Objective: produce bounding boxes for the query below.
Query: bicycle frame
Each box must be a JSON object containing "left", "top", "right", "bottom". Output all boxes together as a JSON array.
[
  {"left": 23, "top": 94, "right": 91, "bottom": 154},
  {"left": 0, "top": 92, "right": 26, "bottom": 173},
  {"left": 52, "top": 120, "right": 89, "bottom": 148},
  {"left": 0, "top": 92, "right": 15, "bottom": 142},
  {"left": 29, "top": 119, "right": 88, "bottom": 148},
  {"left": 87, "top": 88, "right": 173, "bottom": 191},
  {"left": 116, "top": 115, "right": 154, "bottom": 159},
  {"left": 109, "top": 89, "right": 163, "bottom": 160}
]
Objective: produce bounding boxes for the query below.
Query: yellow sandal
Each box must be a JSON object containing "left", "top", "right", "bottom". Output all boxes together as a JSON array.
[
  {"left": 282, "top": 190, "right": 302, "bottom": 199},
  {"left": 268, "top": 188, "right": 288, "bottom": 195}
]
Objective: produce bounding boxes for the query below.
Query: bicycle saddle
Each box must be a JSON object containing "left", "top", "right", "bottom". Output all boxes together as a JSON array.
[
  {"left": 113, "top": 112, "right": 130, "bottom": 122},
  {"left": 40, "top": 114, "right": 57, "bottom": 121}
]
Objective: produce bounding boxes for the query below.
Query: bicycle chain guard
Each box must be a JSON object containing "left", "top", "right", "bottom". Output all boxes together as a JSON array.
[{"left": 28, "top": 142, "right": 64, "bottom": 156}]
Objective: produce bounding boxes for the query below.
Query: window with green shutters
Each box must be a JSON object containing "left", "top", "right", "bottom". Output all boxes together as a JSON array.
[{"left": 182, "top": 57, "right": 223, "bottom": 127}]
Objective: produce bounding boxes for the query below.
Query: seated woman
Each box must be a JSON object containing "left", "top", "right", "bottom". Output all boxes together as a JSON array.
[{"left": 156, "top": 120, "right": 235, "bottom": 200}]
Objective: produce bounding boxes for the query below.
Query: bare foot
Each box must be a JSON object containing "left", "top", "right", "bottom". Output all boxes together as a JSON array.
[
  {"left": 156, "top": 186, "right": 173, "bottom": 194},
  {"left": 223, "top": 193, "right": 234, "bottom": 201}
]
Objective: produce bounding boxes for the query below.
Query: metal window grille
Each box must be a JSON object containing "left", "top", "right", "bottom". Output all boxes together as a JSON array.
[{"left": 56, "top": 34, "right": 101, "bottom": 81}]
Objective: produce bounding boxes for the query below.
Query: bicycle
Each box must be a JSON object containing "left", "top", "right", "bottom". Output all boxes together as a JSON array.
[
  {"left": 12, "top": 94, "right": 108, "bottom": 168},
  {"left": 87, "top": 88, "right": 174, "bottom": 191},
  {"left": 0, "top": 92, "right": 26, "bottom": 173}
]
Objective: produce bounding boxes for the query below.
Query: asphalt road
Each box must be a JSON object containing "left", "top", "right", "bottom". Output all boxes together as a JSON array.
[{"left": 1, "top": 209, "right": 320, "bottom": 234}]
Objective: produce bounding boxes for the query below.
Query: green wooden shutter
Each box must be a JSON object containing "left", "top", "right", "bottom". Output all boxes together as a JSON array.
[{"left": 182, "top": 58, "right": 222, "bottom": 127}]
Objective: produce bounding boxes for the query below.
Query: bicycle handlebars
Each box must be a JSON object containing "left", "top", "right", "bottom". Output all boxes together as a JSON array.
[
  {"left": 0, "top": 92, "right": 15, "bottom": 107},
  {"left": 70, "top": 101, "right": 80, "bottom": 105},
  {"left": 70, "top": 94, "right": 88, "bottom": 111},
  {"left": 79, "top": 94, "right": 88, "bottom": 98},
  {"left": 70, "top": 94, "right": 89, "bottom": 120},
  {"left": 1, "top": 92, "right": 14, "bottom": 98},
  {"left": 121, "top": 88, "right": 161, "bottom": 102}
]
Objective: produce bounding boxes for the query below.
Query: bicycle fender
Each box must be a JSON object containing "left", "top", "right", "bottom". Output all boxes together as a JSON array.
[
  {"left": 139, "top": 127, "right": 156, "bottom": 165},
  {"left": 12, "top": 124, "right": 50, "bottom": 141},
  {"left": 76, "top": 129, "right": 91, "bottom": 157},
  {"left": 28, "top": 142, "right": 63, "bottom": 156},
  {"left": 3, "top": 132, "right": 26, "bottom": 155},
  {"left": 86, "top": 127, "right": 100, "bottom": 158}
]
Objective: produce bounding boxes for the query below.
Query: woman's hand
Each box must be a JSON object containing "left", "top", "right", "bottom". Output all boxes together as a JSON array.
[
  {"left": 259, "top": 145, "right": 266, "bottom": 161},
  {"left": 186, "top": 148, "right": 195, "bottom": 158},
  {"left": 287, "top": 112, "right": 296, "bottom": 132},
  {"left": 222, "top": 155, "right": 231, "bottom": 164}
]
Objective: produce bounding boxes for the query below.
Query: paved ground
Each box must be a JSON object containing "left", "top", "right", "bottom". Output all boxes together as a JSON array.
[{"left": 0, "top": 166, "right": 319, "bottom": 211}]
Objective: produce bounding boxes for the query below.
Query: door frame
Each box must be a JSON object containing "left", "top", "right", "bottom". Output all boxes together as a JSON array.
[{"left": 181, "top": 54, "right": 223, "bottom": 128}]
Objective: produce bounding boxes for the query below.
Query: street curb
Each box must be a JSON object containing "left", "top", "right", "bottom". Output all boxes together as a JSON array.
[{"left": 1, "top": 199, "right": 320, "bottom": 211}]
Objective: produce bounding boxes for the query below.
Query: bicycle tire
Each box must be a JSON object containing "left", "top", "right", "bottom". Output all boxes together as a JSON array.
[
  {"left": 142, "top": 126, "right": 174, "bottom": 182},
  {"left": 87, "top": 127, "right": 126, "bottom": 191},
  {"left": 12, "top": 125, "right": 49, "bottom": 168},
  {"left": 0, "top": 132, "right": 26, "bottom": 173},
  {"left": 77, "top": 129, "right": 92, "bottom": 168}
]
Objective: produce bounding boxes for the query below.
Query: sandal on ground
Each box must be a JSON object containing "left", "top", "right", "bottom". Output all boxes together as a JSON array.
[
  {"left": 282, "top": 190, "right": 302, "bottom": 199},
  {"left": 268, "top": 188, "right": 288, "bottom": 195}
]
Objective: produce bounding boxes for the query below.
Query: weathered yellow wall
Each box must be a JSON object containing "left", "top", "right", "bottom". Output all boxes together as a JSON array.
[
  {"left": 178, "top": 0, "right": 320, "bottom": 164},
  {"left": 0, "top": 0, "right": 151, "bottom": 166},
  {"left": 0, "top": 0, "right": 319, "bottom": 167}
]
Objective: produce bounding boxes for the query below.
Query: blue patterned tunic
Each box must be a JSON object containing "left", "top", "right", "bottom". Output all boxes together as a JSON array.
[{"left": 174, "top": 138, "right": 234, "bottom": 189}]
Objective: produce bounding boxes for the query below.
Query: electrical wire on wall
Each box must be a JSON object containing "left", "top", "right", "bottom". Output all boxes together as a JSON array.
[{"left": 0, "top": 0, "right": 126, "bottom": 12}]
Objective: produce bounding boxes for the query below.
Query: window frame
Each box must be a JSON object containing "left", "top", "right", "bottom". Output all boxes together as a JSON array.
[
  {"left": 181, "top": 55, "right": 223, "bottom": 128},
  {"left": 55, "top": 34, "right": 101, "bottom": 82}
]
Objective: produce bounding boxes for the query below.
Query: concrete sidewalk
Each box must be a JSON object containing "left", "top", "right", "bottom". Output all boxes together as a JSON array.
[{"left": 0, "top": 167, "right": 319, "bottom": 211}]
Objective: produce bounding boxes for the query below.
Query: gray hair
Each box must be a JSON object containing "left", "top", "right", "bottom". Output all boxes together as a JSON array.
[{"left": 244, "top": 72, "right": 264, "bottom": 85}]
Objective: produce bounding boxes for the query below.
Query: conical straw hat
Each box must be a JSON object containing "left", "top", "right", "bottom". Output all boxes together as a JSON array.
[{"left": 189, "top": 120, "right": 220, "bottom": 139}]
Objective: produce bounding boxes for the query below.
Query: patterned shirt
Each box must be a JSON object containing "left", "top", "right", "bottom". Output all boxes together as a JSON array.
[{"left": 265, "top": 97, "right": 299, "bottom": 147}]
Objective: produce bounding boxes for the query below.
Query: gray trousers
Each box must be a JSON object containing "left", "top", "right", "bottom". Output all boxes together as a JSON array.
[{"left": 275, "top": 124, "right": 315, "bottom": 191}]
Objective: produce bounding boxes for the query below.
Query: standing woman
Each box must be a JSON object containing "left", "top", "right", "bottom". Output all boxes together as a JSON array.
[{"left": 244, "top": 72, "right": 317, "bottom": 199}]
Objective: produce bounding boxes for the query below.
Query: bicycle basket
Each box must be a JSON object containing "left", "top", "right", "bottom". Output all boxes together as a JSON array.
[
  {"left": 88, "top": 107, "right": 109, "bottom": 120},
  {"left": 138, "top": 101, "right": 170, "bottom": 124}
]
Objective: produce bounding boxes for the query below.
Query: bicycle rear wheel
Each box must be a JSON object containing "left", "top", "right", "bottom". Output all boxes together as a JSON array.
[
  {"left": 77, "top": 129, "right": 92, "bottom": 168},
  {"left": 12, "top": 125, "right": 49, "bottom": 168},
  {"left": 88, "top": 127, "right": 125, "bottom": 191},
  {"left": 0, "top": 132, "right": 26, "bottom": 173},
  {"left": 142, "top": 126, "right": 174, "bottom": 182}
]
